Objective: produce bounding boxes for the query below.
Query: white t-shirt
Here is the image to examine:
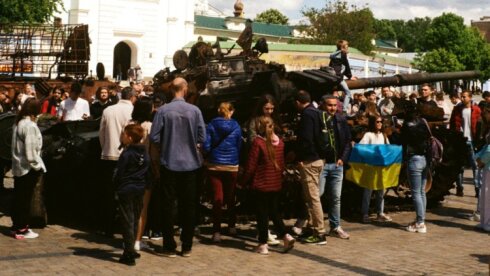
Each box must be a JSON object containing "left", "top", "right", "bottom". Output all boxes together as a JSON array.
[
  {"left": 58, "top": 97, "right": 90, "bottom": 121},
  {"left": 462, "top": 107, "right": 472, "bottom": 141},
  {"left": 359, "top": 132, "right": 389, "bottom": 145}
]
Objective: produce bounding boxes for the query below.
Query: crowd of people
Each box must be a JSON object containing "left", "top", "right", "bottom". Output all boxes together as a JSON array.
[{"left": 3, "top": 54, "right": 490, "bottom": 266}]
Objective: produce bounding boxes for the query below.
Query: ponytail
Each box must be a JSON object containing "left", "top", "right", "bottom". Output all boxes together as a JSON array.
[{"left": 218, "top": 102, "right": 234, "bottom": 119}]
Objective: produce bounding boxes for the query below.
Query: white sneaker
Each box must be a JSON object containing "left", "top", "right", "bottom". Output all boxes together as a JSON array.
[
  {"left": 267, "top": 235, "right": 280, "bottom": 246},
  {"left": 134, "top": 241, "right": 140, "bottom": 251},
  {"left": 22, "top": 229, "right": 39, "bottom": 239},
  {"left": 292, "top": 226, "right": 302, "bottom": 236},
  {"left": 406, "top": 222, "right": 427, "bottom": 233}
]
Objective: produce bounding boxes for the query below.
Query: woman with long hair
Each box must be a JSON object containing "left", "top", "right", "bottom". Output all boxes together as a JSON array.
[
  {"left": 400, "top": 103, "right": 430, "bottom": 233},
  {"left": 240, "top": 116, "right": 294, "bottom": 254},
  {"left": 247, "top": 94, "right": 281, "bottom": 143},
  {"left": 11, "top": 98, "right": 45, "bottom": 239},
  {"left": 203, "top": 102, "right": 242, "bottom": 242},
  {"left": 359, "top": 115, "right": 392, "bottom": 223},
  {"left": 41, "top": 86, "right": 62, "bottom": 116},
  {"left": 131, "top": 97, "right": 158, "bottom": 250}
]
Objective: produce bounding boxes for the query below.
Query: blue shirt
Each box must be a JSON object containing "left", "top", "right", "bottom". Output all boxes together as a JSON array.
[{"left": 149, "top": 98, "right": 206, "bottom": 171}]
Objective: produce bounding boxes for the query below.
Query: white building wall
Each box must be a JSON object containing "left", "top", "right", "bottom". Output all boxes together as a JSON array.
[{"left": 58, "top": 0, "right": 195, "bottom": 79}]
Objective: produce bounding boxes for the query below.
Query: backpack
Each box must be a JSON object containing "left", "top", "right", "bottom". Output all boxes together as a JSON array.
[{"left": 422, "top": 119, "right": 443, "bottom": 165}]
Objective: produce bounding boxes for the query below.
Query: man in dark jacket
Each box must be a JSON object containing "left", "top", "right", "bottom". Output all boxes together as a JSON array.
[
  {"left": 295, "top": 90, "right": 326, "bottom": 244},
  {"left": 319, "top": 95, "right": 352, "bottom": 239}
]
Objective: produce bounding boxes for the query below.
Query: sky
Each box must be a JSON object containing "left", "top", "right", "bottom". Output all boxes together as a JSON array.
[{"left": 208, "top": 0, "right": 490, "bottom": 24}]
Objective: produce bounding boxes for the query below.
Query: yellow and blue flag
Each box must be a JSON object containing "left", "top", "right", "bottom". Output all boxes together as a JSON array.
[{"left": 345, "top": 144, "right": 402, "bottom": 190}]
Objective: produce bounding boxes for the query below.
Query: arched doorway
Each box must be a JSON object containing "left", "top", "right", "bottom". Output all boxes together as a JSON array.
[{"left": 113, "top": 42, "right": 131, "bottom": 80}]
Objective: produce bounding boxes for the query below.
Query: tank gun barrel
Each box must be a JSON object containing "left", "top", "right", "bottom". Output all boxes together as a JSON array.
[{"left": 345, "top": 70, "right": 481, "bottom": 90}]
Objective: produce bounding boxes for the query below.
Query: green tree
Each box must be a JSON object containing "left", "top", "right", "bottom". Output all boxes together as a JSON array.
[
  {"left": 255, "top": 9, "right": 289, "bottom": 25},
  {"left": 301, "top": 0, "right": 375, "bottom": 54},
  {"left": 413, "top": 48, "right": 465, "bottom": 72},
  {"left": 390, "top": 17, "right": 431, "bottom": 52},
  {"left": 374, "top": 19, "right": 396, "bottom": 40},
  {"left": 0, "top": 0, "right": 64, "bottom": 24}
]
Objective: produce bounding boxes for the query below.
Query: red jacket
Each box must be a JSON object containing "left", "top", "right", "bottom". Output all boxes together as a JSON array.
[
  {"left": 242, "top": 136, "right": 285, "bottom": 192},
  {"left": 450, "top": 104, "right": 481, "bottom": 139},
  {"left": 41, "top": 99, "right": 58, "bottom": 116}
]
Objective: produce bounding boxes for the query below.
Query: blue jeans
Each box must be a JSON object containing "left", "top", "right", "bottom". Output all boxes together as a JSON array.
[
  {"left": 407, "top": 155, "right": 428, "bottom": 224},
  {"left": 339, "top": 80, "right": 352, "bottom": 112},
  {"left": 456, "top": 141, "right": 480, "bottom": 189},
  {"left": 361, "top": 189, "right": 384, "bottom": 216},
  {"left": 322, "top": 163, "right": 343, "bottom": 229}
]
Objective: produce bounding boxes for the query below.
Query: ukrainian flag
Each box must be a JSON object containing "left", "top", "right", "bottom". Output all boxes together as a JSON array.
[{"left": 345, "top": 144, "right": 403, "bottom": 190}]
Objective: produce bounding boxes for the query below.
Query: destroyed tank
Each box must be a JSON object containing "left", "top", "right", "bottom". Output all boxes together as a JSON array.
[{"left": 153, "top": 33, "right": 481, "bottom": 214}]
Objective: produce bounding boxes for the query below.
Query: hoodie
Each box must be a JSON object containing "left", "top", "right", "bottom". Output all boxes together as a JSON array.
[{"left": 114, "top": 144, "right": 150, "bottom": 195}]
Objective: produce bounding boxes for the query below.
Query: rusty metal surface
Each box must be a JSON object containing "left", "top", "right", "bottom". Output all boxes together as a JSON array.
[{"left": 346, "top": 70, "right": 481, "bottom": 89}]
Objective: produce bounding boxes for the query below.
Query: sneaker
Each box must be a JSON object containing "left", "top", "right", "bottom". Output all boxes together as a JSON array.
[
  {"left": 159, "top": 249, "right": 177, "bottom": 258},
  {"left": 329, "top": 227, "right": 350, "bottom": 239},
  {"left": 255, "top": 243, "right": 269, "bottom": 255},
  {"left": 283, "top": 234, "right": 295, "bottom": 253},
  {"left": 376, "top": 213, "right": 392, "bottom": 222},
  {"left": 134, "top": 241, "right": 150, "bottom": 251},
  {"left": 267, "top": 235, "right": 280, "bottom": 246},
  {"left": 228, "top": 227, "right": 237, "bottom": 236},
  {"left": 132, "top": 252, "right": 141, "bottom": 259},
  {"left": 212, "top": 232, "right": 221, "bottom": 243},
  {"left": 268, "top": 230, "right": 277, "bottom": 240},
  {"left": 151, "top": 232, "right": 162, "bottom": 240},
  {"left": 292, "top": 226, "right": 302, "bottom": 236},
  {"left": 470, "top": 212, "right": 481, "bottom": 222},
  {"left": 119, "top": 253, "right": 136, "bottom": 266},
  {"left": 182, "top": 250, "right": 192, "bottom": 257},
  {"left": 15, "top": 229, "right": 39, "bottom": 239},
  {"left": 142, "top": 230, "right": 150, "bottom": 240},
  {"left": 406, "top": 222, "right": 427, "bottom": 233},
  {"left": 362, "top": 215, "right": 371, "bottom": 223},
  {"left": 456, "top": 187, "right": 464, "bottom": 197},
  {"left": 303, "top": 234, "right": 327, "bottom": 245}
]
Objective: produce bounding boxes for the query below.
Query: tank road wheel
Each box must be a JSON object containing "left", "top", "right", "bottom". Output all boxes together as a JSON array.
[{"left": 173, "top": 50, "right": 189, "bottom": 71}]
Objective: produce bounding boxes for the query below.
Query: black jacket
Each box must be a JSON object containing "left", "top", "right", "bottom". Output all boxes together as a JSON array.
[
  {"left": 332, "top": 113, "right": 352, "bottom": 163},
  {"left": 297, "top": 104, "right": 322, "bottom": 162},
  {"left": 329, "top": 50, "right": 352, "bottom": 80},
  {"left": 400, "top": 117, "right": 430, "bottom": 158},
  {"left": 114, "top": 144, "right": 150, "bottom": 195}
]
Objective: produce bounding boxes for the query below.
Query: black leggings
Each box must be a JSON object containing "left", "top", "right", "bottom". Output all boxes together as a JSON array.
[
  {"left": 12, "top": 170, "right": 41, "bottom": 231},
  {"left": 254, "top": 190, "right": 287, "bottom": 244}
]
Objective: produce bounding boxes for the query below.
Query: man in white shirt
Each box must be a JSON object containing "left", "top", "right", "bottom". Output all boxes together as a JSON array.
[
  {"left": 97, "top": 86, "right": 136, "bottom": 236},
  {"left": 57, "top": 82, "right": 90, "bottom": 121}
]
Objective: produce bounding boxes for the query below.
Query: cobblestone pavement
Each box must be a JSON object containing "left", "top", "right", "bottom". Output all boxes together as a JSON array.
[{"left": 0, "top": 173, "right": 489, "bottom": 275}]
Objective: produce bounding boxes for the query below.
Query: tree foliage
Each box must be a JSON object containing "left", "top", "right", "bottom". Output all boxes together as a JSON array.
[
  {"left": 301, "top": 0, "right": 375, "bottom": 54},
  {"left": 374, "top": 19, "right": 396, "bottom": 40},
  {"left": 412, "top": 13, "right": 490, "bottom": 80},
  {"left": 0, "top": 0, "right": 64, "bottom": 24},
  {"left": 255, "top": 9, "right": 289, "bottom": 25},
  {"left": 413, "top": 49, "right": 465, "bottom": 72}
]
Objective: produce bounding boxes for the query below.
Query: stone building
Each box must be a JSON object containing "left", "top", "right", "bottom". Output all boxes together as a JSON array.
[{"left": 57, "top": 0, "right": 196, "bottom": 80}]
